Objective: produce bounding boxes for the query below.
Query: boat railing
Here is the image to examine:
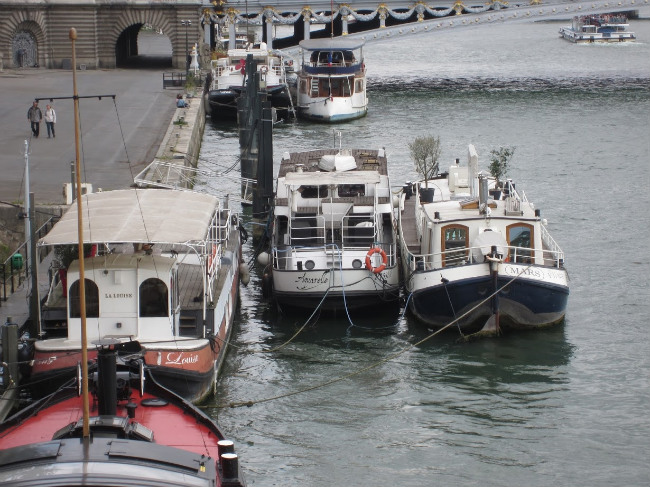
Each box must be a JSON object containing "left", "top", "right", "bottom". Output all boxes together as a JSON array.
[
  {"left": 405, "top": 243, "right": 565, "bottom": 272},
  {"left": 540, "top": 224, "right": 565, "bottom": 267},
  {"left": 341, "top": 215, "right": 375, "bottom": 248},
  {"left": 1, "top": 214, "right": 60, "bottom": 307},
  {"left": 272, "top": 241, "right": 397, "bottom": 271},
  {"left": 289, "top": 215, "right": 327, "bottom": 247}
]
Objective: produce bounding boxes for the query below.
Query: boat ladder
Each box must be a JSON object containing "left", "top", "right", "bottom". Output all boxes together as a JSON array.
[
  {"left": 284, "top": 84, "right": 297, "bottom": 120},
  {"left": 327, "top": 247, "right": 342, "bottom": 271}
]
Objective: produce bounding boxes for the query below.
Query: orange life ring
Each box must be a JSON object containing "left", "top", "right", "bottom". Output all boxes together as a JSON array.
[{"left": 365, "top": 247, "right": 387, "bottom": 274}]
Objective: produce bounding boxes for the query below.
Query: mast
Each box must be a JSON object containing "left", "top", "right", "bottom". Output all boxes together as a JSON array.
[{"left": 70, "top": 27, "right": 90, "bottom": 438}]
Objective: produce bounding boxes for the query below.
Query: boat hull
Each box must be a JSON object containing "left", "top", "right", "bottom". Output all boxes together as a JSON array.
[
  {"left": 559, "top": 27, "right": 636, "bottom": 43},
  {"left": 296, "top": 97, "right": 367, "bottom": 123},
  {"left": 209, "top": 85, "right": 292, "bottom": 121},
  {"left": 407, "top": 263, "right": 569, "bottom": 331},
  {"left": 272, "top": 267, "right": 399, "bottom": 313}
]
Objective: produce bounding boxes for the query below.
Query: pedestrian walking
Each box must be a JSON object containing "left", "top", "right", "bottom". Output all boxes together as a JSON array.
[
  {"left": 27, "top": 100, "right": 43, "bottom": 137},
  {"left": 44, "top": 104, "right": 56, "bottom": 138}
]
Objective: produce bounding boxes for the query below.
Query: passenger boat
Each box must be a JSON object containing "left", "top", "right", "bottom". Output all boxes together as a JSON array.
[
  {"left": 559, "top": 14, "right": 636, "bottom": 43},
  {"left": 0, "top": 344, "right": 246, "bottom": 487},
  {"left": 296, "top": 38, "right": 368, "bottom": 123},
  {"left": 207, "top": 42, "right": 292, "bottom": 120},
  {"left": 29, "top": 189, "right": 242, "bottom": 403},
  {"left": 398, "top": 145, "right": 569, "bottom": 333},
  {"left": 263, "top": 147, "right": 400, "bottom": 313}
]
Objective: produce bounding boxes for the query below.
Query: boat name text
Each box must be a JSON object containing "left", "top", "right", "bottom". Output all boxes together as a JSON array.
[
  {"left": 165, "top": 352, "right": 200, "bottom": 365},
  {"left": 105, "top": 293, "right": 133, "bottom": 298}
]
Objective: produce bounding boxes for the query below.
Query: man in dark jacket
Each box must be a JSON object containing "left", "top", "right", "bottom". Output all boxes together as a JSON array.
[{"left": 27, "top": 100, "right": 42, "bottom": 137}]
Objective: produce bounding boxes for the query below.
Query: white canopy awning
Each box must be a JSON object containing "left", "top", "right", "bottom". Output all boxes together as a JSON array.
[
  {"left": 39, "top": 189, "right": 220, "bottom": 246},
  {"left": 284, "top": 171, "right": 380, "bottom": 186}
]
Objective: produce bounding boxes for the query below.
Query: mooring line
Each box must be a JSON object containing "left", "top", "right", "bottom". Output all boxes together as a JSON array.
[{"left": 213, "top": 262, "right": 537, "bottom": 409}]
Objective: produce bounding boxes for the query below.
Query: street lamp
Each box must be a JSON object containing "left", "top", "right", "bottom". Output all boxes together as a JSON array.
[{"left": 180, "top": 20, "right": 191, "bottom": 81}]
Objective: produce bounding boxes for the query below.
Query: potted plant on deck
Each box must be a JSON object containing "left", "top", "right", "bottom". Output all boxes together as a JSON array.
[
  {"left": 488, "top": 146, "right": 516, "bottom": 199},
  {"left": 409, "top": 135, "right": 442, "bottom": 203}
]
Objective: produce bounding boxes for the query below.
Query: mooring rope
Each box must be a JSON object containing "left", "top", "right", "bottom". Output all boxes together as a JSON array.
[{"left": 212, "top": 261, "right": 536, "bottom": 409}]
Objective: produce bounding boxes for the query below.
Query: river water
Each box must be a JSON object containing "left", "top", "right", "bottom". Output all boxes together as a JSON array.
[{"left": 198, "top": 20, "right": 650, "bottom": 486}]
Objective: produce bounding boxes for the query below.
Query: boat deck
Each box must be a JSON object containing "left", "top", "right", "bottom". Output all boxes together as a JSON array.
[
  {"left": 278, "top": 148, "right": 388, "bottom": 178},
  {"left": 400, "top": 196, "right": 421, "bottom": 255}
]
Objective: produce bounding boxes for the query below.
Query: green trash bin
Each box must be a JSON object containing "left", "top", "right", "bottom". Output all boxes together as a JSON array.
[{"left": 11, "top": 253, "right": 23, "bottom": 270}]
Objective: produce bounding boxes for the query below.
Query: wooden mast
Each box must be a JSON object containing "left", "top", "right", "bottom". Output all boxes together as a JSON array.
[{"left": 69, "top": 27, "right": 90, "bottom": 438}]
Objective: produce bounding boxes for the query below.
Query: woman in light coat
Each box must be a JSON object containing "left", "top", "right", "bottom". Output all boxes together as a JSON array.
[{"left": 44, "top": 104, "right": 56, "bottom": 138}]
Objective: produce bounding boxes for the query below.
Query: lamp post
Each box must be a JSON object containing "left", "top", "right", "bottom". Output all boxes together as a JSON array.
[{"left": 180, "top": 20, "right": 191, "bottom": 82}]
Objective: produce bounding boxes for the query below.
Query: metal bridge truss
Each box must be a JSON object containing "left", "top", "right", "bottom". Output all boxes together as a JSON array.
[{"left": 202, "top": 0, "right": 648, "bottom": 51}]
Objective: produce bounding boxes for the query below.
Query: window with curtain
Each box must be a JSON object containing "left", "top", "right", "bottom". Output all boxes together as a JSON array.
[{"left": 441, "top": 224, "right": 469, "bottom": 267}]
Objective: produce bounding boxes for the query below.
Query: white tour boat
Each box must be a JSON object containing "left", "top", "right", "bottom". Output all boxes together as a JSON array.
[
  {"left": 296, "top": 38, "right": 368, "bottom": 123},
  {"left": 559, "top": 14, "right": 636, "bottom": 43},
  {"left": 398, "top": 145, "right": 569, "bottom": 334},
  {"left": 207, "top": 42, "right": 292, "bottom": 120},
  {"left": 263, "top": 147, "right": 400, "bottom": 314},
  {"left": 30, "top": 189, "right": 242, "bottom": 403}
]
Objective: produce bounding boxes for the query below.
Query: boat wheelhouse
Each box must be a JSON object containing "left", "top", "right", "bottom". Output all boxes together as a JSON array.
[
  {"left": 296, "top": 38, "right": 368, "bottom": 123},
  {"left": 265, "top": 148, "right": 400, "bottom": 313},
  {"left": 30, "top": 189, "right": 242, "bottom": 403},
  {"left": 559, "top": 15, "right": 636, "bottom": 43},
  {"left": 398, "top": 145, "right": 569, "bottom": 333}
]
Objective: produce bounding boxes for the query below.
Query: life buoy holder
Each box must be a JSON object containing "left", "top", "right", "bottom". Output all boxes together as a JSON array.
[
  {"left": 365, "top": 247, "right": 387, "bottom": 274},
  {"left": 260, "top": 66, "right": 268, "bottom": 74}
]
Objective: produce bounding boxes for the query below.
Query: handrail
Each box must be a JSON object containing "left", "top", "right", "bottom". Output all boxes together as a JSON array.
[
  {"left": 404, "top": 243, "right": 565, "bottom": 272},
  {"left": 1, "top": 215, "right": 59, "bottom": 306},
  {"left": 272, "top": 241, "right": 397, "bottom": 270}
]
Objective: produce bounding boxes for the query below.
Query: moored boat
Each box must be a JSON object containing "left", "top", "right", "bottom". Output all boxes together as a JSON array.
[
  {"left": 559, "top": 14, "right": 636, "bottom": 43},
  {"left": 263, "top": 146, "right": 400, "bottom": 314},
  {"left": 0, "top": 344, "right": 246, "bottom": 487},
  {"left": 398, "top": 145, "right": 569, "bottom": 333},
  {"left": 29, "top": 189, "right": 242, "bottom": 403},
  {"left": 296, "top": 38, "right": 368, "bottom": 123},
  {"left": 207, "top": 42, "right": 292, "bottom": 120}
]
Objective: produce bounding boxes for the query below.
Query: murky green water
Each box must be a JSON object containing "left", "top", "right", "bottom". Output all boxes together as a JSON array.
[{"left": 198, "top": 20, "right": 650, "bottom": 486}]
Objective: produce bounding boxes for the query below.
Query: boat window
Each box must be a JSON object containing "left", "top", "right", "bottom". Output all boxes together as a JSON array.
[
  {"left": 441, "top": 225, "right": 469, "bottom": 267},
  {"left": 506, "top": 223, "right": 534, "bottom": 263},
  {"left": 298, "top": 185, "right": 328, "bottom": 198},
  {"left": 139, "top": 278, "right": 169, "bottom": 317},
  {"left": 69, "top": 279, "right": 99, "bottom": 318},
  {"left": 355, "top": 79, "right": 364, "bottom": 93},
  {"left": 338, "top": 184, "right": 365, "bottom": 197}
]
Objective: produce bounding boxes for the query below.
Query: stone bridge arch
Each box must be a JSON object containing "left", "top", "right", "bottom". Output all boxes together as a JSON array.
[
  {"left": 98, "top": 7, "right": 197, "bottom": 69},
  {"left": 0, "top": 11, "right": 47, "bottom": 68}
]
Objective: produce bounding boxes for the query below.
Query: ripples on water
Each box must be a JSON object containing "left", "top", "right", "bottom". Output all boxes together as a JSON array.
[
  {"left": 370, "top": 76, "right": 650, "bottom": 93},
  {"left": 200, "top": 20, "right": 650, "bottom": 487}
]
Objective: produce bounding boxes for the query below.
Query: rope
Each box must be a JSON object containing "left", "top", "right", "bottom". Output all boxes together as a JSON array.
[{"left": 213, "top": 261, "right": 536, "bottom": 409}]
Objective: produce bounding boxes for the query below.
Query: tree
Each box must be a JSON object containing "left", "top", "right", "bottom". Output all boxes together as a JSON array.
[
  {"left": 409, "top": 135, "right": 442, "bottom": 189},
  {"left": 488, "top": 146, "right": 516, "bottom": 186}
]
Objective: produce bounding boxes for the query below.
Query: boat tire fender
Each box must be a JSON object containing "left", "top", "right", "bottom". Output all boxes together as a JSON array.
[{"left": 365, "top": 247, "right": 387, "bottom": 274}]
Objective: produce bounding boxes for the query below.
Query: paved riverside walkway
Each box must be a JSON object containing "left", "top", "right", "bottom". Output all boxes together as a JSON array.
[
  {"left": 0, "top": 67, "right": 178, "bottom": 205},
  {"left": 0, "top": 65, "right": 185, "bottom": 327}
]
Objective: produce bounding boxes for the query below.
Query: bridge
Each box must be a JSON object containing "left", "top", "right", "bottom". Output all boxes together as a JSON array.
[{"left": 0, "top": 0, "right": 647, "bottom": 70}]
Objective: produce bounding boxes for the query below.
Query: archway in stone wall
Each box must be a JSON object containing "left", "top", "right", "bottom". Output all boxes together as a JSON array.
[
  {"left": 115, "top": 22, "right": 172, "bottom": 68},
  {"left": 11, "top": 22, "right": 40, "bottom": 68}
]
